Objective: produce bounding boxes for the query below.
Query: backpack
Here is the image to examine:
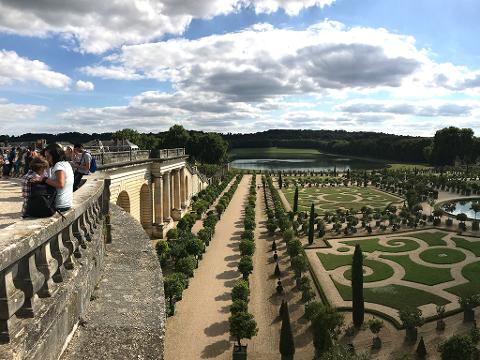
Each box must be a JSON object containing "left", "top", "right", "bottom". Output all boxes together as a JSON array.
[
  {"left": 89, "top": 156, "right": 97, "bottom": 173},
  {"left": 25, "top": 183, "right": 57, "bottom": 218}
]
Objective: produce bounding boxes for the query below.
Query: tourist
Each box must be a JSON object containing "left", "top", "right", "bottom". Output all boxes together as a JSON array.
[
  {"left": 2, "top": 149, "right": 12, "bottom": 179},
  {"left": 13, "top": 147, "right": 23, "bottom": 177},
  {"left": 24, "top": 147, "right": 34, "bottom": 174},
  {"left": 65, "top": 146, "right": 74, "bottom": 162},
  {"left": 72, "top": 143, "right": 92, "bottom": 191},
  {"left": 41, "top": 144, "right": 74, "bottom": 211},
  {"left": 21, "top": 156, "right": 49, "bottom": 217}
]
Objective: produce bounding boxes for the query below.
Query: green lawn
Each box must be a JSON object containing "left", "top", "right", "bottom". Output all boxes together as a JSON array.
[
  {"left": 343, "top": 259, "right": 394, "bottom": 283},
  {"left": 406, "top": 231, "right": 448, "bottom": 246},
  {"left": 451, "top": 237, "right": 480, "bottom": 256},
  {"left": 317, "top": 253, "right": 394, "bottom": 283},
  {"left": 381, "top": 255, "right": 454, "bottom": 285},
  {"left": 446, "top": 261, "right": 480, "bottom": 298},
  {"left": 334, "top": 280, "right": 449, "bottom": 310},
  {"left": 419, "top": 248, "right": 466, "bottom": 264},
  {"left": 388, "top": 163, "right": 432, "bottom": 170},
  {"left": 229, "top": 147, "right": 321, "bottom": 159},
  {"left": 317, "top": 253, "right": 352, "bottom": 270},
  {"left": 283, "top": 185, "right": 402, "bottom": 214},
  {"left": 340, "top": 238, "right": 420, "bottom": 253}
]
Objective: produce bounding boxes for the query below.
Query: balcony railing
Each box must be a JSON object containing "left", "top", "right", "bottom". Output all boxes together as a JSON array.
[
  {"left": 91, "top": 148, "right": 185, "bottom": 166},
  {"left": 0, "top": 175, "right": 110, "bottom": 358}
]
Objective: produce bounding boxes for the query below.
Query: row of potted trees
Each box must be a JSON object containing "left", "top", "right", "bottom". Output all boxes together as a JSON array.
[
  {"left": 161, "top": 174, "right": 243, "bottom": 316},
  {"left": 191, "top": 172, "right": 237, "bottom": 218},
  {"left": 230, "top": 175, "right": 258, "bottom": 359}
]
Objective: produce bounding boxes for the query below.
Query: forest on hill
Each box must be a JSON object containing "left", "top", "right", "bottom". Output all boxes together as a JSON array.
[{"left": 224, "top": 129, "right": 431, "bottom": 163}]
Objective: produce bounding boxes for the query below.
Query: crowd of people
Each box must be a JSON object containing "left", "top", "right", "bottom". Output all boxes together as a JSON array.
[{"left": 0, "top": 143, "right": 92, "bottom": 218}]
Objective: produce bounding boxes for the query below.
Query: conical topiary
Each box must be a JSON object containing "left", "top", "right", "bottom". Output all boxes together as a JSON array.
[
  {"left": 416, "top": 336, "right": 427, "bottom": 358},
  {"left": 273, "top": 251, "right": 279, "bottom": 262},
  {"left": 279, "top": 301, "right": 295, "bottom": 359},
  {"left": 279, "top": 299, "right": 286, "bottom": 317},
  {"left": 275, "top": 263, "right": 281, "bottom": 277},
  {"left": 272, "top": 241, "right": 277, "bottom": 251}
]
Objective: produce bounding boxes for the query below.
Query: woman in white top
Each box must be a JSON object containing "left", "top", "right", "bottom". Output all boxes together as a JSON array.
[{"left": 43, "top": 144, "right": 74, "bottom": 211}]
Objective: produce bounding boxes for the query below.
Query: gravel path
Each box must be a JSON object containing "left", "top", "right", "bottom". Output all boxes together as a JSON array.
[
  {"left": 164, "top": 175, "right": 250, "bottom": 360},
  {"left": 0, "top": 178, "right": 22, "bottom": 229},
  {"left": 247, "top": 175, "right": 314, "bottom": 359}
]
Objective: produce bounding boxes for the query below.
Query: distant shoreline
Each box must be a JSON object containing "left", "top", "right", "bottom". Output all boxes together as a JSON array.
[{"left": 228, "top": 147, "right": 431, "bottom": 169}]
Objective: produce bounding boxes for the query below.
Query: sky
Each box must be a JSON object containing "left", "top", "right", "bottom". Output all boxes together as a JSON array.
[{"left": 1, "top": 0, "right": 480, "bottom": 136}]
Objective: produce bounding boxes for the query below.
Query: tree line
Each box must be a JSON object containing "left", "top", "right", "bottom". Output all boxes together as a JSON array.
[{"left": 3, "top": 126, "right": 479, "bottom": 167}]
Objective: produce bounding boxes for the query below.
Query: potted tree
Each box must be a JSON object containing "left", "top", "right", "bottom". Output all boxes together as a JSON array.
[
  {"left": 291, "top": 255, "right": 309, "bottom": 288},
  {"left": 229, "top": 311, "right": 258, "bottom": 360},
  {"left": 238, "top": 256, "right": 254, "bottom": 281},
  {"left": 436, "top": 305, "right": 446, "bottom": 331},
  {"left": 163, "top": 273, "right": 186, "bottom": 316},
  {"left": 367, "top": 318, "right": 384, "bottom": 349},
  {"left": 399, "top": 307, "right": 424, "bottom": 343},
  {"left": 459, "top": 295, "right": 480, "bottom": 322}
]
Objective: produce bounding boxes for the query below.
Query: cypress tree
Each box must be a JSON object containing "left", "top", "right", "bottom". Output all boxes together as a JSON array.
[
  {"left": 293, "top": 187, "right": 299, "bottom": 213},
  {"left": 278, "top": 172, "right": 283, "bottom": 189},
  {"left": 308, "top": 203, "right": 315, "bottom": 245},
  {"left": 279, "top": 301, "right": 295, "bottom": 360},
  {"left": 352, "top": 244, "right": 364, "bottom": 328}
]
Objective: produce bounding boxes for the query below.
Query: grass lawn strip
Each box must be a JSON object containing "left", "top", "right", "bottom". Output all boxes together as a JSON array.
[
  {"left": 381, "top": 254, "right": 453, "bottom": 285},
  {"left": 343, "top": 259, "right": 394, "bottom": 283},
  {"left": 451, "top": 237, "right": 480, "bottom": 257},
  {"left": 333, "top": 280, "right": 449, "bottom": 310},
  {"left": 340, "top": 237, "right": 419, "bottom": 253},
  {"left": 419, "top": 248, "right": 466, "bottom": 264},
  {"left": 445, "top": 261, "right": 480, "bottom": 298},
  {"left": 405, "top": 231, "right": 447, "bottom": 246}
]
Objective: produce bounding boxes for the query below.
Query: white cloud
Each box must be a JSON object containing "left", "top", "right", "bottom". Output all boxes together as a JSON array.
[
  {"left": 0, "top": 100, "right": 47, "bottom": 134},
  {"left": 0, "top": 49, "right": 71, "bottom": 89},
  {"left": 0, "top": 0, "right": 337, "bottom": 54},
  {"left": 75, "top": 80, "right": 94, "bottom": 91},
  {"left": 336, "top": 99, "right": 479, "bottom": 117},
  {"left": 86, "top": 21, "right": 428, "bottom": 101}
]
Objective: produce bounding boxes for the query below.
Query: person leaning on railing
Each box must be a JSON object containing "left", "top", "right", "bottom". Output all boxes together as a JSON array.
[{"left": 35, "top": 144, "right": 74, "bottom": 212}]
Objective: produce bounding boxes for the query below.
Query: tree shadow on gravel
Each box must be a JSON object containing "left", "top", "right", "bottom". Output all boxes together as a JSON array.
[
  {"left": 204, "top": 320, "right": 229, "bottom": 337},
  {"left": 201, "top": 339, "right": 230, "bottom": 359},
  {"left": 294, "top": 326, "right": 313, "bottom": 348},
  {"left": 216, "top": 270, "right": 238, "bottom": 280},
  {"left": 224, "top": 254, "right": 240, "bottom": 262},
  {"left": 215, "top": 292, "right": 231, "bottom": 301},
  {"left": 224, "top": 279, "right": 239, "bottom": 288}
]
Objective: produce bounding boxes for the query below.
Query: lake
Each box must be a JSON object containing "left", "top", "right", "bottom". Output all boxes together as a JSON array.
[{"left": 230, "top": 156, "right": 386, "bottom": 172}]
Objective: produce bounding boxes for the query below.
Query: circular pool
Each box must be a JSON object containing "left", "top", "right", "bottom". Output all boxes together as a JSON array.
[{"left": 442, "top": 199, "right": 480, "bottom": 220}]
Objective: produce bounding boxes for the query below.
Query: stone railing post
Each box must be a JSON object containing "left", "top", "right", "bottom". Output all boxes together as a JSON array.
[{"left": 103, "top": 178, "right": 112, "bottom": 244}]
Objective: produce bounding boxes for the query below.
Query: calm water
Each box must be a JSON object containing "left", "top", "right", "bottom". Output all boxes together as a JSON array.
[
  {"left": 230, "top": 156, "right": 386, "bottom": 172},
  {"left": 443, "top": 200, "right": 480, "bottom": 219}
]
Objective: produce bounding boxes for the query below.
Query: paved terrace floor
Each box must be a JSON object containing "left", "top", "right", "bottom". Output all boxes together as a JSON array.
[{"left": 0, "top": 178, "right": 22, "bottom": 229}]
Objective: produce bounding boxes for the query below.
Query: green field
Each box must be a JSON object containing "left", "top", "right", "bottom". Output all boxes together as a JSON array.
[
  {"left": 229, "top": 147, "right": 322, "bottom": 159},
  {"left": 334, "top": 280, "right": 449, "bottom": 310},
  {"left": 419, "top": 248, "right": 466, "bottom": 264},
  {"left": 407, "top": 231, "right": 448, "bottom": 246},
  {"left": 381, "top": 254, "right": 453, "bottom": 285},
  {"left": 446, "top": 261, "right": 480, "bottom": 298},
  {"left": 452, "top": 237, "right": 480, "bottom": 256},
  {"left": 340, "top": 238, "right": 420, "bottom": 253},
  {"left": 282, "top": 185, "right": 402, "bottom": 214}
]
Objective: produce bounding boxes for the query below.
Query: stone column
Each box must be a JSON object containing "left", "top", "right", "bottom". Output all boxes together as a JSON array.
[
  {"left": 173, "top": 169, "right": 181, "bottom": 209},
  {"left": 154, "top": 175, "right": 163, "bottom": 225},
  {"left": 180, "top": 167, "right": 186, "bottom": 208},
  {"left": 162, "top": 172, "right": 171, "bottom": 222}
]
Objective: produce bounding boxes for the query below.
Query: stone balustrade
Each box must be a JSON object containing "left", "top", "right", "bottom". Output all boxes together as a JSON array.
[
  {"left": 91, "top": 148, "right": 186, "bottom": 167},
  {"left": 0, "top": 175, "right": 110, "bottom": 360}
]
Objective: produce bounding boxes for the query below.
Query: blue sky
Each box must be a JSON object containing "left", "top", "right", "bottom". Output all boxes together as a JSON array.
[{"left": 0, "top": 0, "right": 479, "bottom": 136}]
